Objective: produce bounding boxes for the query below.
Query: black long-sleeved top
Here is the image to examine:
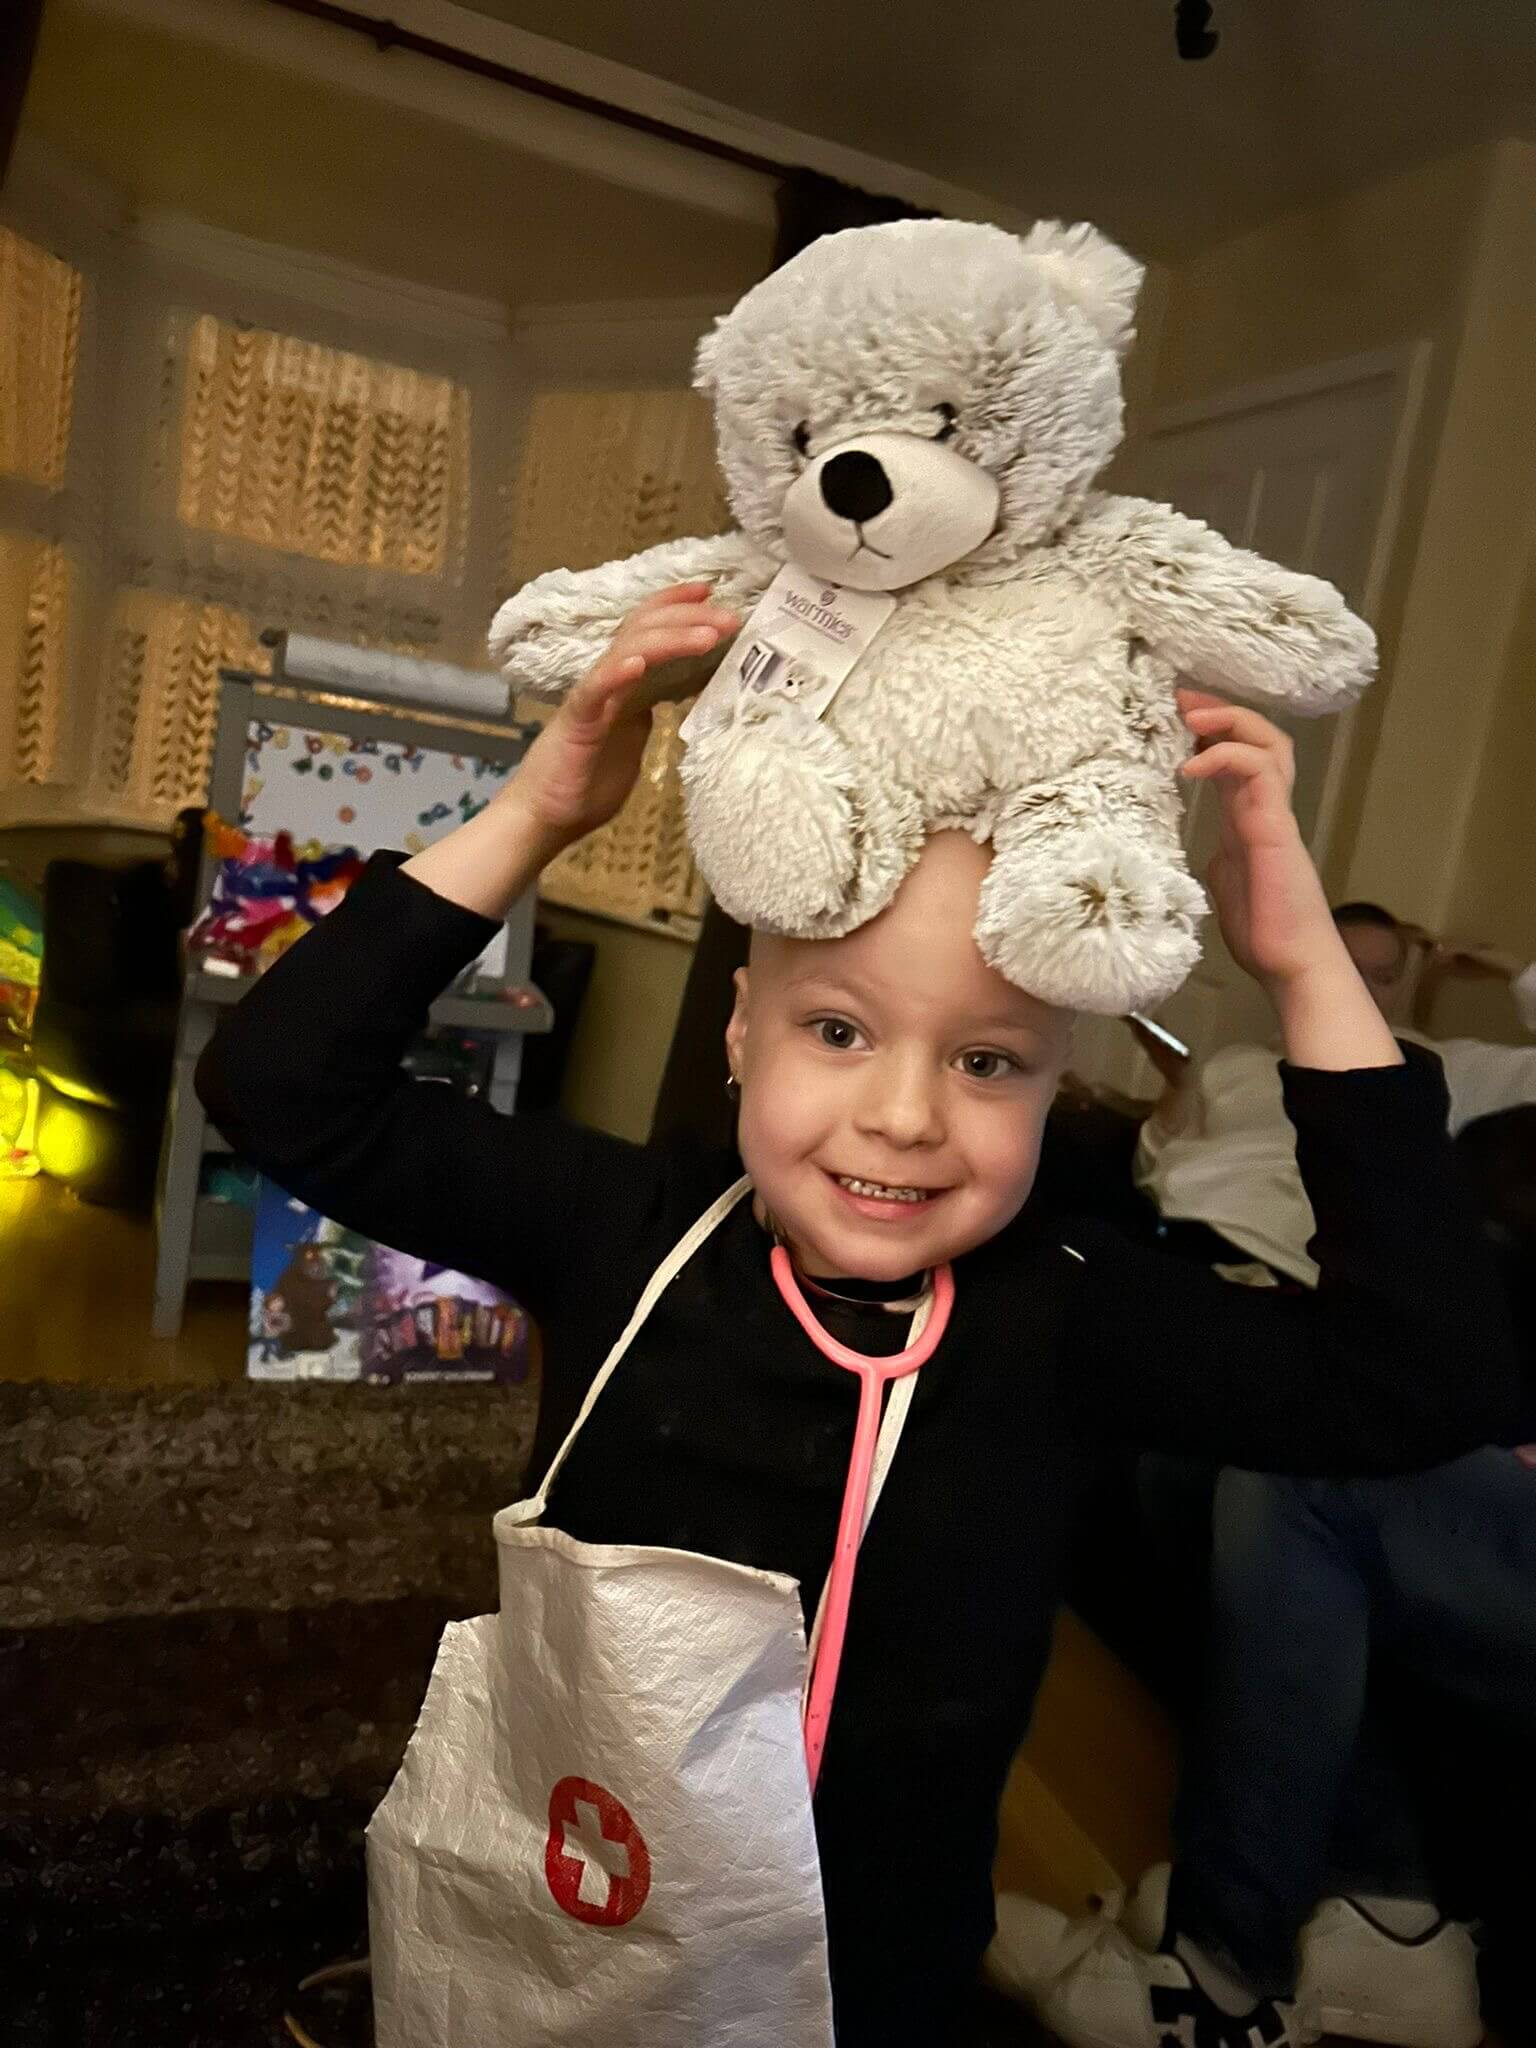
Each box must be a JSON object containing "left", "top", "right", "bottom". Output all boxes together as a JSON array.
[{"left": 197, "top": 855, "right": 1518, "bottom": 2047}]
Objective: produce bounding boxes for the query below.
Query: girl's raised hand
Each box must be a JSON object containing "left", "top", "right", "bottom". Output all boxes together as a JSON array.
[
  {"left": 1176, "top": 687, "right": 1336, "bottom": 992},
  {"left": 517, "top": 584, "right": 738, "bottom": 847},
  {"left": 1176, "top": 685, "right": 1401, "bottom": 1070}
]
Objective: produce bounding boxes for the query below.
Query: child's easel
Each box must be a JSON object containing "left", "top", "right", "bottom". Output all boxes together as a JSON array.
[{"left": 152, "top": 644, "right": 551, "bottom": 1339}]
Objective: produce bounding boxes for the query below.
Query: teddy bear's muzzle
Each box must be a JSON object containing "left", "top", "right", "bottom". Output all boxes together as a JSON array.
[{"left": 781, "top": 431, "right": 1001, "bottom": 593}]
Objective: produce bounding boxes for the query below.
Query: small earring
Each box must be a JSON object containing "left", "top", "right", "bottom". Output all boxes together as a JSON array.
[{"left": 725, "top": 1069, "right": 740, "bottom": 1101}]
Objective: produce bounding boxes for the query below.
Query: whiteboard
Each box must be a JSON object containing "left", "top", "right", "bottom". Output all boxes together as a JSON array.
[{"left": 240, "top": 715, "right": 514, "bottom": 978}]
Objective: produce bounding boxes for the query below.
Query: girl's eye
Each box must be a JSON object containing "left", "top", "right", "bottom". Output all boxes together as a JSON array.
[
  {"left": 792, "top": 421, "right": 812, "bottom": 457},
  {"left": 813, "top": 1017, "right": 860, "bottom": 1050},
  {"left": 957, "top": 1048, "right": 1017, "bottom": 1081},
  {"left": 932, "top": 403, "right": 958, "bottom": 443}
]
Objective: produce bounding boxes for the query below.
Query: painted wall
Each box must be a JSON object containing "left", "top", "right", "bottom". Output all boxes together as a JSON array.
[
  {"left": 1454, "top": 558, "right": 1536, "bottom": 964},
  {"left": 1147, "top": 147, "right": 1489, "bottom": 412},
  {"left": 536, "top": 905, "right": 695, "bottom": 1142},
  {"left": 1142, "top": 141, "right": 1536, "bottom": 1029},
  {"left": 1340, "top": 141, "right": 1536, "bottom": 951}
]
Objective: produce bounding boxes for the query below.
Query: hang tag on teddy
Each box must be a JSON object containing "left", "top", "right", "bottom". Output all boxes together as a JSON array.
[{"left": 680, "top": 566, "right": 896, "bottom": 744}]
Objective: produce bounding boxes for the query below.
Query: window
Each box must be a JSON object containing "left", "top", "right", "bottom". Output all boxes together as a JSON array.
[
  {"left": 510, "top": 388, "right": 727, "bottom": 932},
  {"left": 0, "top": 225, "right": 79, "bottom": 491},
  {"left": 97, "top": 309, "right": 481, "bottom": 820},
  {"left": 0, "top": 198, "right": 714, "bottom": 927},
  {"left": 174, "top": 316, "right": 470, "bottom": 576}
]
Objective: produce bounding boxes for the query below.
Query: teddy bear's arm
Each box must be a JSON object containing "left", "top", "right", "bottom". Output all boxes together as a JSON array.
[
  {"left": 1073, "top": 494, "right": 1376, "bottom": 714},
  {"left": 488, "top": 531, "right": 776, "bottom": 701}
]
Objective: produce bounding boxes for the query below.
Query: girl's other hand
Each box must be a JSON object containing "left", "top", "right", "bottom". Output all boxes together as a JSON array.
[
  {"left": 1177, "top": 688, "right": 1334, "bottom": 992},
  {"left": 516, "top": 583, "right": 738, "bottom": 849},
  {"left": 1177, "top": 688, "right": 1400, "bottom": 1068}
]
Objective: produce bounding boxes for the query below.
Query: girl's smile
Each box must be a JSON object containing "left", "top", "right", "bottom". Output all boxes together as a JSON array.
[{"left": 726, "top": 833, "right": 1073, "bottom": 1282}]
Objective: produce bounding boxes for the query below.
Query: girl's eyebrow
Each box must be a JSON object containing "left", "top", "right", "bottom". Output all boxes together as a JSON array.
[
  {"left": 967, "top": 1012, "right": 1048, "bottom": 1040},
  {"left": 780, "top": 969, "right": 867, "bottom": 1000}
]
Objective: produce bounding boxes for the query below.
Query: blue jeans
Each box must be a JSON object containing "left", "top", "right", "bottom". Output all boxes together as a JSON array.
[{"left": 1152, "top": 1449, "right": 1536, "bottom": 1998}]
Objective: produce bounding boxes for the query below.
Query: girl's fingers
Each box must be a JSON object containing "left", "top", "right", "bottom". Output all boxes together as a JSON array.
[
  {"left": 569, "top": 612, "right": 735, "bottom": 722},
  {"left": 629, "top": 586, "right": 732, "bottom": 630},
  {"left": 1174, "top": 686, "right": 1230, "bottom": 715},
  {"left": 642, "top": 580, "right": 719, "bottom": 608},
  {"left": 565, "top": 651, "right": 647, "bottom": 724},
  {"left": 630, "top": 609, "right": 737, "bottom": 642},
  {"left": 615, "top": 606, "right": 738, "bottom": 652},
  {"left": 1179, "top": 740, "right": 1281, "bottom": 784},
  {"left": 1180, "top": 697, "right": 1292, "bottom": 756},
  {"left": 613, "top": 621, "right": 730, "bottom": 667}
]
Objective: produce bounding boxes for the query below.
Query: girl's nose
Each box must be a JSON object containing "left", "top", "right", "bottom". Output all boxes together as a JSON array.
[{"left": 854, "top": 1054, "right": 944, "bottom": 1149}]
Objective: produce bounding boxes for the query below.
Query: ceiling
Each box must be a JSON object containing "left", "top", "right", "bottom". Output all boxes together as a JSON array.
[
  {"left": 462, "top": 0, "right": 1536, "bottom": 259},
  {"left": 19, "top": 4, "right": 774, "bottom": 306},
  {"left": 21, "top": 0, "right": 1536, "bottom": 305}
]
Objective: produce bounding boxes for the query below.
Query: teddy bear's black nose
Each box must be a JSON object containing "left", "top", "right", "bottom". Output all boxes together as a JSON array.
[{"left": 819, "top": 449, "right": 894, "bottom": 524}]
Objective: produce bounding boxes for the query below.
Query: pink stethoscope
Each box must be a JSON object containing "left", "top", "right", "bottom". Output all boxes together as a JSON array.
[{"left": 769, "top": 1241, "right": 956, "bottom": 1794}]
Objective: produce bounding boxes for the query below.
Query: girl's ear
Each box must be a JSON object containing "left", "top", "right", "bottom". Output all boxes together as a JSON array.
[{"left": 724, "top": 965, "right": 751, "bottom": 1082}]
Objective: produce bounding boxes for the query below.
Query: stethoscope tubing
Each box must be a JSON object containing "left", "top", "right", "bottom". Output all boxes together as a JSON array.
[{"left": 770, "top": 1244, "right": 956, "bottom": 1792}]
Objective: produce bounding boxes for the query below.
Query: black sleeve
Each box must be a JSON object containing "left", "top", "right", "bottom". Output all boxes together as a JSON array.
[
  {"left": 1065, "top": 1045, "right": 1520, "bottom": 1474},
  {"left": 195, "top": 854, "right": 671, "bottom": 1325}
]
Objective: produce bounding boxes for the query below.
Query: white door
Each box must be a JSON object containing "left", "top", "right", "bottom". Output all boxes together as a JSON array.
[{"left": 1067, "top": 346, "right": 1429, "bottom": 1098}]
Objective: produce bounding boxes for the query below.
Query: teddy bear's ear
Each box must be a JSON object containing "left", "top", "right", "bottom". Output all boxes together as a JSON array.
[
  {"left": 1021, "top": 221, "right": 1143, "bottom": 358},
  {"left": 693, "top": 320, "right": 725, "bottom": 399}
]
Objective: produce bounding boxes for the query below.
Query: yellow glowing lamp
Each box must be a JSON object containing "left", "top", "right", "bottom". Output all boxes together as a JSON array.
[
  {"left": 0, "top": 1065, "right": 41, "bottom": 1180},
  {"left": 33, "top": 1090, "right": 105, "bottom": 1184}
]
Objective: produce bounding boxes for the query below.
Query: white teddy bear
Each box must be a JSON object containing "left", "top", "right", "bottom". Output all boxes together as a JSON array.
[{"left": 491, "top": 219, "right": 1374, "bottom": 1012}]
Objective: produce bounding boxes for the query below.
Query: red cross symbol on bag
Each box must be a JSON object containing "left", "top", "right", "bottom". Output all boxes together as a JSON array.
[{"left": 544, "top": 1776, "right": 652, "bottom": 1927}]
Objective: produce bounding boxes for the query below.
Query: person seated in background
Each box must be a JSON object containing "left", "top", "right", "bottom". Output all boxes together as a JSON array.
[
  {"left": 1123, "top": 1106, "right": 1536, "bottom": 2048},
  {"left": 1134, "top": 903, "right": 1536, "bottom": 1284},
  {"left": 990, "top": 1116, "right": 1536, "bottom": 2046}
]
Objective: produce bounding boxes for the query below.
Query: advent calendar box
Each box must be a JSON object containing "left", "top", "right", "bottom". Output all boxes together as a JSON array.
[{"left": 248, "top": 1178, "right": 530, "bottom": 1386}]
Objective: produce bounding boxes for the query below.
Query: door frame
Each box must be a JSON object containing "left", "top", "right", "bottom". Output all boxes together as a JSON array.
[{"left": 1131, "top": 339, "right": 1434, "bottom": 874}]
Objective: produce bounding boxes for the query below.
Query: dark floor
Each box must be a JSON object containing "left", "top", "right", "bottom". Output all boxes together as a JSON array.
[{"left": 1, "top": 1376, "right": 537, "bottom": 2047}]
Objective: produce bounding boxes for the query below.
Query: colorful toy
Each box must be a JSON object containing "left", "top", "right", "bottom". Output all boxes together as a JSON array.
[
  {"left": 0, "top": 873, "right": 43, "bottom": 1042},
  {"left": 189, "top": 816, "right": 365, "bottom": 972}
]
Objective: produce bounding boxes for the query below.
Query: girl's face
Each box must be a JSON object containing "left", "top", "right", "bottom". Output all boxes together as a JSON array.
[{"left": 726, "top": 834, "right": 1072, "bottom": 1280}]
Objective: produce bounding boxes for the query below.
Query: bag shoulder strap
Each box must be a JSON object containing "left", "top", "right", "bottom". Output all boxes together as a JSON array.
[{"left": 521, "top": 1174, "right": 753, "bottom": 1516}]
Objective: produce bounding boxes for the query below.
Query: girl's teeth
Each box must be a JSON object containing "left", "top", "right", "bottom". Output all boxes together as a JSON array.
[{"left": 837, "top": 1176, "right": 930, "bottom": 1204}]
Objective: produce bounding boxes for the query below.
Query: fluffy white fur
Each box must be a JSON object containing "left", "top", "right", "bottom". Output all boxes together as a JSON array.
[{"left": 490, "top": 219, "right": 1375, "bottom": 1012}]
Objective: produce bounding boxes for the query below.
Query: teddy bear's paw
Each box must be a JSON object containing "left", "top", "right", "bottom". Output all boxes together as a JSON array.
[
  {"left": 976, "top": 834, "right": 1206, "bottom": 1012},
  {"left": 682, "top": 720, "right": 863, "bottom": 930},
  {"left": 488, "top": 578, "right": 613, "bottom": 701}
]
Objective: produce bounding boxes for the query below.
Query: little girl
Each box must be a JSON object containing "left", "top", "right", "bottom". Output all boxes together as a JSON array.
[{"left": 199, "top": 584, "right": 1515, "bottom": 2048}]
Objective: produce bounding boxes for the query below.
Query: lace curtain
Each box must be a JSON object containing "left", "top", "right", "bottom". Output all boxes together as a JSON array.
[
  {"left": 0, "top": 208, "right": 514, "bottom": 828},
  {"left": 510, "top": 387, "right": 727, "bottom": 931},
  {"left": 99, "top": 307, "right": 486, "bottom": 820},
  {"left": 0, "top": 225, "right": 81, "bottom": 795}
]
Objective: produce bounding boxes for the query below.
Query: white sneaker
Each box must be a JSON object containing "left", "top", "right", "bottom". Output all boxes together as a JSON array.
[
  {"left": 1120, "top": 1865, "right": 1482, "bottom": 2048},
  {"left": 1301, "top": 1895, "right": 1481, "bottom": 2048},
  {"left": 986, "top": 1889, "right": 1311, "bottom": 2047}
]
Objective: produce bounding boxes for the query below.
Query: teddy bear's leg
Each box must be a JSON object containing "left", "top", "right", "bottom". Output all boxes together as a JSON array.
[
  {"left": 682, "top": 709, "right": 921, "bottom": 935},
  {"left": 976, "top": 764, "right": 1206, "bottom": 1013}
]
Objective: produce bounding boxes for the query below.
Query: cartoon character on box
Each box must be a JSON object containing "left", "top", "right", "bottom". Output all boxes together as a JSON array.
[
  {"left": 252, "top": 1288, "right": 292, "bottom": 1365},
  {"left": 269, "top": 1242, "right": 338, "bottom": 1356},
  {"left": 489, "top": 219, "right": 1373, "bottom": 1013}
]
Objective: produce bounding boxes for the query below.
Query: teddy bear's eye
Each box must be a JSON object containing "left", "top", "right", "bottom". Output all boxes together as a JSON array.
[
  {"left": 932, "top": 403, "right": 959, "bottom": 443},
  {"left": 791, "top": 421, "right": 812, "bottom": 458}
]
